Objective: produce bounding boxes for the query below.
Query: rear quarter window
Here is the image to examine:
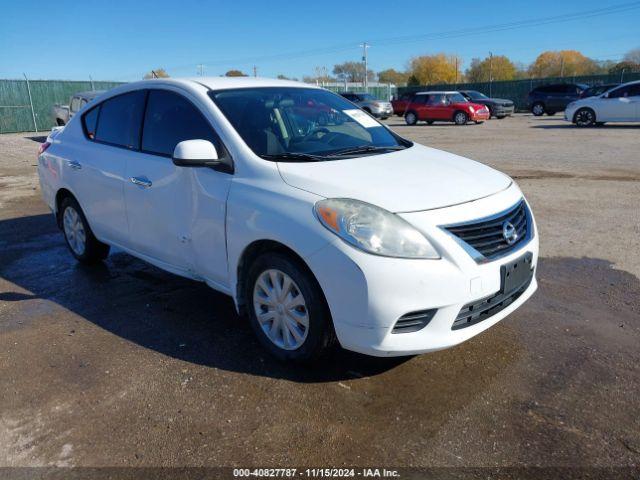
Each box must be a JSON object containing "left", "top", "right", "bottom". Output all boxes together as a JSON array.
[{"left": 82, "top": 106, "right": 100, "bottom": 140}]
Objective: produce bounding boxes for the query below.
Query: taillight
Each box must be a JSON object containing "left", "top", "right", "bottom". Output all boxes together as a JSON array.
[{"left": 38, "top": 141, "right": 51, "bottom": 156}]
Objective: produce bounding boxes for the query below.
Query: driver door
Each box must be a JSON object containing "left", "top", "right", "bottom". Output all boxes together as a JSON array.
[
  {"left": 124, "top": 88, "right": 232, "bottom": 283},
  {"left": 600, "top": 85, "right": 638, "bottom": 121}
]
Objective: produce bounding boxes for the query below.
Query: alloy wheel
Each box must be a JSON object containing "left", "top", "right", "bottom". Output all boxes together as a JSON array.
[
  {"left": 575, "top": 109, "right": 595, "bottom": 127},
  {"left": 532, "top": 104, "right": 544, "bottom": 116},
  {"left": 253, "top": 269, "right": 309, "bottom": 350},
  {"left": 63, "top": 206, "right": 86, "bottom": 256},
  {"left": 455, "top": 112, "right": 467, "bottom": 125},
  {"left": 405, "top": 112, "right": 416, "bottom": 125}
]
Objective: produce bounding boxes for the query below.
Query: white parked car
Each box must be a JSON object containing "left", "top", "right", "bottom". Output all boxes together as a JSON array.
[
  {"left": 38, "top": 77, "right": 538, "bottom": 361},
  {"left": 565, "top": 80, "right": 640, "bottom": 127}
]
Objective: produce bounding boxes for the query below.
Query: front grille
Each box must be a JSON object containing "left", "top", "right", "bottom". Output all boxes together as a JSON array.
[
  {"left": 452, "top": 277, "right": 532, "bottom": 330},
  {"left": 392, "top": 309, "right": 437, "bottom": 334},
  {"left": 444, "top": 200, "right": 530, "bottom": 262}
]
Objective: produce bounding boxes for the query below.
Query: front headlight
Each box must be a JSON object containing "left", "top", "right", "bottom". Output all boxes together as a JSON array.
[
  {"left": 314, "top": 198, "right": 440, "bottom": 259},
  {"left": 469, "top": 106, "right": 475, "bottom": 113}
]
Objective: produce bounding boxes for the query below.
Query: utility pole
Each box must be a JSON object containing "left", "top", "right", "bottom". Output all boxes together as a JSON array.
[
  {"left": 455, "top": 57, "right": 458, "bottom": 84},
  {"left": 197, "top": 64, "right": 204, "bottom": 76},
  {"left": 360, "top": 42, "right": 370, "bottom": 91},
  {"left": 488, "top": 52, "right": 493, "bottom": 97},
  {"left": 560, "top": 56, "right": 565, "bottom": 78},
  {"left": 253, "top": 65, "right": 257, "bottom": 77},
  {"left": 89, "top": 75, "right": 95, "bottom": 91}
]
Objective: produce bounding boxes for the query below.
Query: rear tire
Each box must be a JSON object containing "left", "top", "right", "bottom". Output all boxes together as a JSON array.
[
  {"left": 404, "top": 111, "right": 418, "bottom": 125},
  {"left": 546, "top": 111, "right": 556, "bottom": 116},
  {"left": 56, "top": 119, "right": 66, "bottom": 126},
  {"left": 426, "top": 120, "right": 434, "bottom": 125},
  {"left": 532, "top": 102, "right": 545, "bottom": 116},
  {"left": 454, "top": 111, "right": 468, "bottom": 125},
  {"left": 246, "top": 252, "right": 335, "bottom": 362},
  {"left": 59, "top": 197, "right": 110, "bottom": 264}
]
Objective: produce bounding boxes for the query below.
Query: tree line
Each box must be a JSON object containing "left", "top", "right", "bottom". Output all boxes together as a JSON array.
[{"left": 143, "top": 47, "right": 640, "bottom": 84}]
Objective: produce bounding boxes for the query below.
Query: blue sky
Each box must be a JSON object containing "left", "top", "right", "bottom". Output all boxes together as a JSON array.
[{"left": 1, "top": 0, "right": 638, "bottom": 81}]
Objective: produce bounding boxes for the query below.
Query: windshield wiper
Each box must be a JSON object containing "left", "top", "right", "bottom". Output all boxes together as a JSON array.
[
  {"left": 260, "top": 152, "right": 326, "bottom": 162},
  {"left": 325, "top": 145, "right": 406, "bottom": 157}
]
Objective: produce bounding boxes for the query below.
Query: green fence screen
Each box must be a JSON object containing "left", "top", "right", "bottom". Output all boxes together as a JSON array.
[
  {"left": 0, "top": 79, "right": 124, "bottom": 133},
  {"left": 398, "top": 72, "right": 640, "bottom": 112}
]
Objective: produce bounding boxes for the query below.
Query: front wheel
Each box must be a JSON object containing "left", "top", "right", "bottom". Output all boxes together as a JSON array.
[
  {"left": 60, "top": 197, "right": 110, "bottom": 264},
  {"left": 405, "top": 111, "right": 418, "bottom": 125},
  {"left": 247, "top": 253, "right": 334, "bottom": 362},
  {"left": 454, "top": 111, "right": 468, "bottom": 125},
  {"left": 574, "top": 108, "right": 596, "bottom": 127}
]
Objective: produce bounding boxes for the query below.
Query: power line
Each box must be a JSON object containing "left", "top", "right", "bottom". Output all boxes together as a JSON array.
[{"left": 115, "top": 1, "right": 640, "bottom": 80}]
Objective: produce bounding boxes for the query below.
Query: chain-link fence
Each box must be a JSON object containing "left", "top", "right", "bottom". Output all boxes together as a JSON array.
[
  {"left": 398, "top": 72, "right": 640, "bottom": 112},
  {"left": 0, "top": 78, "right": 124, "bottom": 133}
]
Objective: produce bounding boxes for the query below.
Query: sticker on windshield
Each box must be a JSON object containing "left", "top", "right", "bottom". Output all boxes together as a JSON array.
[{"left": 343, "top": 109, "right": 380, "bottom": 128}]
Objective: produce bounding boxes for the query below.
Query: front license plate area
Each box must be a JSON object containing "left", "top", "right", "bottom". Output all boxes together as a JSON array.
[{"left": 501, "top": 252, "right": 534, "bottom": 295}]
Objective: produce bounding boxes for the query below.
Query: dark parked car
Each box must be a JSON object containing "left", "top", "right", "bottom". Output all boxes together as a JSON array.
[
  {"left": 579, "top": 83, "right": 619, "bottom": 98},
  {"left": 527, "top": 83, "right": 588, "bottom": 116},
  {"left": 459, "top": 90, "right": 514, "bottom": 118}
]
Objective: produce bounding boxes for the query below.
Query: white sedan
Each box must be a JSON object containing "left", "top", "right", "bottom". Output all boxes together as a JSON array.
[
  {"left": 565, "top": 80, "right": 640, "bottom": 127},
  {"left": 38, "top": 77, "right": 538, "bottom": 361}
]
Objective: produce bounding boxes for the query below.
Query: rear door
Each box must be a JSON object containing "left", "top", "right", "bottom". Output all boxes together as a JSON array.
[{"left": 70, "top": 90, "right": 145, "bottom": 246}]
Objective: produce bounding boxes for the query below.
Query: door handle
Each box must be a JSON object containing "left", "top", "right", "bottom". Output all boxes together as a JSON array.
[
  {"left": 67, "top": 160, "right": 82, "bottom": 170},
  {"left": 130, "top": 176, "right": 152, "bottom": 188}
]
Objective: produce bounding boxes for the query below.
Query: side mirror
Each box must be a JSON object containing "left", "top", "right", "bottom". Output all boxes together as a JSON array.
[
  {"left": 602, "top": 92, "right": 609, "bottom": 99},
  {"left": 172, "top": 139, "right": 220, "bottom": 167}
]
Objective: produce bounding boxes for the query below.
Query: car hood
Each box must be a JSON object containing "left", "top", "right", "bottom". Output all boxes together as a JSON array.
[{"left": 276, "top": 144, "right": 512, "bottom": 212}]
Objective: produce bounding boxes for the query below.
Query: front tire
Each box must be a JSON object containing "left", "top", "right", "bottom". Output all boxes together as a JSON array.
[
  {"left": 60, "top": 197, "right": 110, "bottom": 264},
  {"left": 246, "top": 253, "right": 334, "bottom": 362},
  {"left": 574, "top": 108, "right": 596, "bottom": 127},
  {"left": 454, "top": 111, "right": 468, "bottom": 125}
]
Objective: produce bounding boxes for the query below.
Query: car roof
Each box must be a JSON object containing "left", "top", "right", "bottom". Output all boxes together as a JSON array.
[{"left": 185, "top": 76, "right": 321, "bottom": 91}]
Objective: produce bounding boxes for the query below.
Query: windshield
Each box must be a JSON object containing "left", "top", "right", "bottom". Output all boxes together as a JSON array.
[
  {"left": 209, "top": 87, "right": 408, "bottom": 160},
  {"left": 464, "top": 90, "right": 487, "bottom": 100},
  {"left": 358, "top": 93, "right": 375, "bottom": 101}
]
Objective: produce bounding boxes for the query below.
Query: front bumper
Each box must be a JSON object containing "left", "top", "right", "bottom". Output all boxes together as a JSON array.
[
  {"left": 493, "top": 105, "right": 514, "bottom": 116},
  {"left": 471, "top": 109, "right": 491, "bottom": 121},
  {"left": 305, "top": 184, "right": 538, "bottom": 356},
  {"left": 371, "top": 105, "right": 393, "bottom": 118}
]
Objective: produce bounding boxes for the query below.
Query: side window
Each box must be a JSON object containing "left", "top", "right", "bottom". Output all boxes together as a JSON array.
[
  {"left": 94, "top": 90, "right": 146, "bottom": 149},
  {"left": 428, "top": 94, "right": 445, "bottom": 105},
  {"left": 82, "top": 105, "right": 100, "bottom": 140},
  {"left": 627, "top": 84, "right": 640, "bottom": 97},
  {"left": 141, "top": 89, "right": 219, "bottom": 157},
  {"left": 609, "top": 86, "right": 630, "bottom": 98}
]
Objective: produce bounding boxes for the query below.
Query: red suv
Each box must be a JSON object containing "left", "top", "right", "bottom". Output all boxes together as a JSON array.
[{"left": 403, "top": 91, "right": 490, "bottom": 125}]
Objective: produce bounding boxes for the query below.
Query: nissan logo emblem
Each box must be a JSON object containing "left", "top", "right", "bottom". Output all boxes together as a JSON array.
[{"left": 502, "top": 221, "right": 518, "bottom": 245}]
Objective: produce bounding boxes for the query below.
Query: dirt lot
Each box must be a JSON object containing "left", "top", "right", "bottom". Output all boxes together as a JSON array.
[{"left": 1, "top": 114, "right": 639, "bottom": 471}]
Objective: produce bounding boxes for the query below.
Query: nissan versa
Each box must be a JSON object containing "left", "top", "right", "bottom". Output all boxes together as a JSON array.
[{"left": 38, "top": 77, "right": 538, "bottom": 361}]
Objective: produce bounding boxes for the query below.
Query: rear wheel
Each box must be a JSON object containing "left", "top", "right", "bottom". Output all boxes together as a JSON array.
[
  {"left": 532, "top": 103, "right": 545, "bottom": 116},
  {"left": 426, "top": 120, "right": 434, "bottom": 125},
  {"left": 247, "top": 252, "right": 334, "bottom": 362},
  {"left": 59, "top": 197, "right": 110, "bottom": 264},
  {"left": 546, "top": 111, "right": 556, "bottom": 116},
  {"left": 56, "top": 119, "right": 66, "bottom": 126},
  {"left": 454, "top": 111, "right": 468, "bottom": 125},
  {"left": 405, "top": 111, "right": 418, "bottom": 125},
  {"left": 574, "top": 108, "right": 596, "bottom": 127}
]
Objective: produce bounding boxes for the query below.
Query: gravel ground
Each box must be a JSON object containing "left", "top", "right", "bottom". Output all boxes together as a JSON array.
[{"left": 0, "top": 114, "right": 639, "bottom": 472}]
